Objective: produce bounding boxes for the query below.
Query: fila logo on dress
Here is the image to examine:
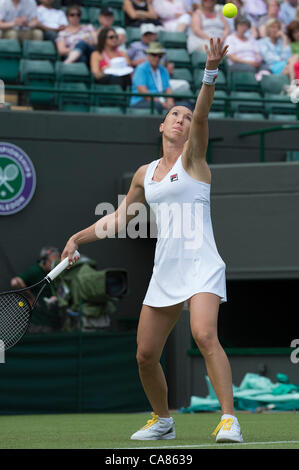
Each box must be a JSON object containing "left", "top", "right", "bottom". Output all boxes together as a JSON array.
[{"left": 170, "top": 173, "right": 178, "bottom": 182}]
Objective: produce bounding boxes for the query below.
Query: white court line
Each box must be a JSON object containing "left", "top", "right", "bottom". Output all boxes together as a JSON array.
[{"left": 113, "top": 440, "right": 299, "bottom": 449}]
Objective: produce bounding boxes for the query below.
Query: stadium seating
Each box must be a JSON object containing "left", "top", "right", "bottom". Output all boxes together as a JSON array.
[
  {"left": 57, "top": 82, "right": 90, "bottom": 112},
  {"left": 230, "top": 91, "right": 264, "bottom": 115},
  {"left": 22, "top": 40, "right": 57, "bottom": 62},
  {"left": 229, "top": 71, "right": 260, "bottom": 93},
  {"left": 264, "top": 93, "right": 297, "bottom": 116},
  {"left": 165, "top": 49, "right": 191, "bottom": 69},
  {"left": 55, "top": 62, "right": 91, "bottom": 84},
  {"left": 261, "top": 74, "right": 290, "bottom": 95},
  {"left": 158, "top": 31, "right": 187, "bottom": 49},
  {"left": 90, "top": 106, "right": 124, "bottom": 114},
  {"left": 0, "top": 39, "right": 21, "bottom": 82},
  {"left": 90, "top": 83, "right": 126, "bottom": 107}
]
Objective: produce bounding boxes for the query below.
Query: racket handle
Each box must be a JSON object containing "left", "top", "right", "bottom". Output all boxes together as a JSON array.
[{"left": 46, "top": 250, "right": 80, "bottom": 282}]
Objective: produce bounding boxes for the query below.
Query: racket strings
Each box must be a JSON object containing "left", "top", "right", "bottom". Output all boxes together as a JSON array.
[{"left": 0, "top": 293, "right": 31, "bottom": 350}]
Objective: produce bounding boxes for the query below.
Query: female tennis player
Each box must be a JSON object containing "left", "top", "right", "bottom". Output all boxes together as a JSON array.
[{"left": 61, "top": 37, "right": 243, "bottom": 443}]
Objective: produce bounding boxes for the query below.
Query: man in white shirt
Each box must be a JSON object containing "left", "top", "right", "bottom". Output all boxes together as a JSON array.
[
  {"left": 0, "top": 0, "right": 43, "bottom": 40},
  {"left": 36, "top": 0, "right": 68, "bottom": 41}
]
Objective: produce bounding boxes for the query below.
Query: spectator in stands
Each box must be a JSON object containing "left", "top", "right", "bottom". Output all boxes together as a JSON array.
[
  {"left": 258, "top": 0, "right": 285, "bottom": 38},
  {"left": 242, "top": 0, "right": 267, "bottom": 28},
  {"left": 90, "top": 27, "right": 133, "bottom": 90},
  {"left": 287, "top": 19, "right": 299, "bottom": 53},
  {"left": 187, "top": 0, "right": 230, "bottom": 54},
  {"left": 36, "top": 0, "right": 68, "bottom": 41},
  {"left": 0, "top": 0, "right": 43, "bottom": 41},
  {"left": 152, "top": 0, "right": 190, "bottom": 32},
  {"left": 98, "top": 6, "right": 115, "bottom": 30},
  {"left": 184, "top": 0, "right": 200, "bottom": 13},
  {"left": 10, "top": 246, "right": 61, "bottom": 333},
  {"left": 258, "top": 18, "right": 293, "bottom": 77},
  {"left": 130, "top": 41, "right": 175, "bottom": 113},
  {"left": 286, "top": 19, "right": 299, "bottom": 80},
  {"left": 127, "top": 22, "right": 158, "bottom": 67},
  {"left": 123, "top": 0, "right": 160, "bottom": 27},
  {"left": 225, "top": 16, "right": 265, "bottom": 72},
  {"left": 279, "top": 0, "right": 298, "bottom": 26},
  {"left": 56, "top": 5, "right": 96, "bottom": 61}
]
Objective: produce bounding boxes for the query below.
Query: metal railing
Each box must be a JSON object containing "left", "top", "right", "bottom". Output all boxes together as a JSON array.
[
  {"left": 4, "top": 84, "right": 299, "bottom": 119},
  {"left": 239, "top": 125, "right": 299, "bottom": 162}
]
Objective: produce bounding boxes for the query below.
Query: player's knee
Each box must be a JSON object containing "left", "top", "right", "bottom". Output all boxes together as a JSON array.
[
  {"left": 192, "top": 330, "right": 218, "bottom": 355},
  {"left": 136, "top": 348, "right": 157, "bottom": 369}
]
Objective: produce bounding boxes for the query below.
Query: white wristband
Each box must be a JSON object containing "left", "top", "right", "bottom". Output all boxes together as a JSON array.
[{"left": 202, "top": 68, "right": 218, "bottom": 86}]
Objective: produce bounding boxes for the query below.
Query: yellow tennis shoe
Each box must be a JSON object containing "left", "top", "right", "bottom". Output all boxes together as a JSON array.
[
  {"left": 212, "top": 415, "right": 243, "bottom": 443},
  {"left": 130, "top": 413, "right": 176, "bottom": 440}
]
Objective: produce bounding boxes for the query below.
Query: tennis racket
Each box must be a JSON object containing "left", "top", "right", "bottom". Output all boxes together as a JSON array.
[{"left": 0, "top": 250, "right": 80, "bottom": 351}]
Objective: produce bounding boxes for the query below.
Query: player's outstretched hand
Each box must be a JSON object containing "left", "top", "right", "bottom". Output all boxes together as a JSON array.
[
  {"left": 61, "top": 238, "right": 80, "bottom": 268},
  {"left": 205, "top": 37, "right": 229, "bottom": 70}
]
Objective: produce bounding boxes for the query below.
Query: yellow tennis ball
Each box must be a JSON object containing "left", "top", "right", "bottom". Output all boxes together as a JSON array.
[
  {"left": 223, "top": 3, "right": 238, "bottom": 18},
  {"left": 18, "top": 301, "right": 24, "bottom": 307}
]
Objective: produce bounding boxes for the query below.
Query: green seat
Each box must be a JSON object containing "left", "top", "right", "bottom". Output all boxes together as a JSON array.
[
  {"left": 90, "top": 106, "right": 124, "bottom": 115},
  {"left": 194, "top": 69, "right": 227, "bottom": 91},
  {"left": 91, "top": 84, "right": 126, "bottom": 107},
  {"left": 126, "top": 27, "right": 141, "bottom": 45},
  {"left": 264, "top": 93, "right": 296, "bottom": 115},
  {"left": 82, "top": 0, "right": 103, "bottom": 7},
  {"left": 191, "top": 50, "right": 206, "bottom": 70},
  {"left": 234, "top": 112, "right": 266, "bottom": 120},
  {"left": 268, "top": 113, "right": 297, "bottom": 122},
  {"left": 286, "top": 151, "right": 299, "bottom": 161},
  {"left": 88, "top": 7, "right": 100, "bottom": 26},
  {"left": 158, "top": 31, "right": 187, "bottom": 49},
  {"left": 81, "top": 7, "right": 90, "bottom": 23},
  {"left": 208, "top": 112, "right": 226, "bottom": 119},
  {"left": 172, "top": 68, "right": 193, "bottom": 85},
  {"left": 57, "top": 82, "right": 90, "bottom": 112},
  {"left": 0, "top": 39, "right": 21, "bottom": 82},
  {"left": 102, "top": 0, "right": 123, "bottom": 8},
  {"left": 55, "top": 62, "right": 91, "bottom": 84},
  {"left": 23, "top": 40, "right": 57, "bottom": 61},
  {"left": 166, "top": 49, "right": 191, "bottom": 68},
  {"left": 210, "top": 90, "right": 229, "bottom": 113},
  {"left": 230, "top": 71, "right": 260, "bottom": 92},
  {"left": 230, "top": 91, "right": 264, "bottom": 114},
  {"left": 26, "top": 79, "right": 55, "bottom": 106},
  {"left": 261, "top": 74, "right": 290, "bottom": 95},
  {"left": 112, "top": 8, "right": 125, "bottom": 27},
  {"left": 20, "top": 59, "right": 55, "bottom": 82}
]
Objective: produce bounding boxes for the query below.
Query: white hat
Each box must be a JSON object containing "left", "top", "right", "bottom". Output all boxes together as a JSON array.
[
  {"left": 104, "top": 57, "right": 133, "bottom": 77},
  {"left": 141, "top": 23, "right": 158, "bottom": 35}
]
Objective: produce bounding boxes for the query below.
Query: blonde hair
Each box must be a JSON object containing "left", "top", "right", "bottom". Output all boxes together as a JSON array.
[{"left": 265, "top": 18, "right": 281, "bottom": 35}]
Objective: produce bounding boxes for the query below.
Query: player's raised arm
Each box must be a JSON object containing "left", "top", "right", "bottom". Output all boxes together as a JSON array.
[
  {"left": 61, "top": 165, "right": 147, "bottom": 263},
  {"left": 184, "top": 38, "right": 228, "bottom": 164}
]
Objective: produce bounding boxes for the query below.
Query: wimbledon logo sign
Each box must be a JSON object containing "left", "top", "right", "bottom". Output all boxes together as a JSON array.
[{"left": 0, "top": 143, "right": 36, "bottom": 216}]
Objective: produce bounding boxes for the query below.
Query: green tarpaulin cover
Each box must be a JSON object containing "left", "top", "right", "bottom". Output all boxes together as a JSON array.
[{"left": 181, "top": 373, "right": 299, "bottom": 413}]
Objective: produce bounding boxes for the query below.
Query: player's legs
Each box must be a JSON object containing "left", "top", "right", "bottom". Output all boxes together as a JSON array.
[
  {"left": 136, "top": 302, "right": 184, "bottom": 417},
  {"left": 188, "top": 292, "right": 234, "bottom": 415}
]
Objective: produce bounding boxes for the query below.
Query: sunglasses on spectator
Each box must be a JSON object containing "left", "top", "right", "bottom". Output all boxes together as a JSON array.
[
  {"left": 107, "top": 34, "right": 118, "bottom": 39},
  {"left": 69, "top": 12, "right": 81, "bottom": 17},
  {"left": 150, "top": 53, "right": 164, "bottom": 58}
]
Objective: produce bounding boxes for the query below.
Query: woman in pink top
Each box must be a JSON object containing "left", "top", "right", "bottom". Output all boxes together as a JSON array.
[
  {"left": 90, "top": 27, "right": 133, "bottom": 90},
  {"left": 152, "top": 0, "right": 190, "bottom": 32}
]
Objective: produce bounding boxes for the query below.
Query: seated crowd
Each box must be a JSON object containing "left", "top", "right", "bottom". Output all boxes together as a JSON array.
[{"left": 0, "top": 0, "right": 298, "bottom": 113}]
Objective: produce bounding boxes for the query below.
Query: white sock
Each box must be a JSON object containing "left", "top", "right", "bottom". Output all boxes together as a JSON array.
[{"left": 159, "top": 417, "right": 173, "bottom": 422}]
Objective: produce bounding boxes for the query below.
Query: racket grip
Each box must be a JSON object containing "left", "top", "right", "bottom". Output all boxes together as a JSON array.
[{"left": 46, "top": 250, "right": 80, "bottom": 282}]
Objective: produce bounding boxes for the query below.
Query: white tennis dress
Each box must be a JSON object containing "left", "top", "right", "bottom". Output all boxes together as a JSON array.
[{"left": 143, "top": 155, "right": 227, "bottom": 307}]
